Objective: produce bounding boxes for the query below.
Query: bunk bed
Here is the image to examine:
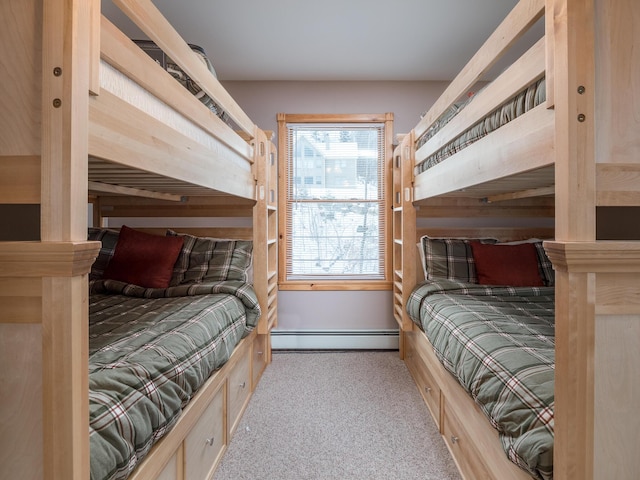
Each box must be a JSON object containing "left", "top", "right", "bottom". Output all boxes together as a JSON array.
[
  {"left": 393, "top": 0, "right": 640, "bottom": 479},
  {"left": 0, "top": 1, "right": 278, "bottom": 479}
]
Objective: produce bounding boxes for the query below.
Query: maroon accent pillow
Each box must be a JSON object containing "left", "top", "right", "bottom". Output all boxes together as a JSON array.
[
  {"left": 469, "top": 241, "right": 544, "bottom": 287},
  {"left": 103, "top": 225, "right": 184, "bottom": 288}
]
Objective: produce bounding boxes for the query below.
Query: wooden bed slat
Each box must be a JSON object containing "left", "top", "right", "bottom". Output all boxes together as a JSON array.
[
  {"left": 88, "top": 181, "right": 185, "bottom": 202},
  {"left": 416, "top": 197, "right": 554, "bottom": 219},
  {"left": 484, "top": 185, "right": 555, "bottom": 203},
  {"left": 112, "top": 0, "right": 256, "bottom": 137}
]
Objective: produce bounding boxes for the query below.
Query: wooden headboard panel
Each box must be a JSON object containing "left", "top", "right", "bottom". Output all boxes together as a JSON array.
[{"left": 90, "top": 194, "right": 256, "bottom": 241}]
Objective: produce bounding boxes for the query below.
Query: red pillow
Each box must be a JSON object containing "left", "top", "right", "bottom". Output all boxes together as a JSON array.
[
  {"left": 103, "top": 226, "right": 184, "bottom": 288},
  {"left": 469, "top": 241, "right": 544, "bottom": 287}
]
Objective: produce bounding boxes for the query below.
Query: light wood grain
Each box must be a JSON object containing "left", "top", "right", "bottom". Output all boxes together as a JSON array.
[
  {"left": 413, "top": 105, "right": 554, "bottom": 200},
  {"left": 596, "top": 274, "right": 640, "bottom": 315},
  {"left": 596, "top": 163, "right": 640, "bottom": 206},
  {"left": 89, "top": 90, "right": 254, "bottom": 200},
  {"left": 42, "top": 275, "right": 91, "bottom": 479},
  {"left": 551, "top": 0, "right": 596, "bottom": 242},
  {"left": 112, "top": 0, "right": 255, "bottom": 136},
  {"left": 0, "top": 0, "right": 41, "bottom": 156},
  {"left": 0, "top": 241, "right": 100, "bottom": 278},
  {"left": 594, "top": 0, "right": 640, "bottom": 167},
  {"left": 594, "top": 314, "right": 640, "bottom": 480},
  {"left": 0, "top": 324, "right": 44, "bottom": 479},
  {"left": 99, "top": 17, "right": 252, "bottom": 160},
  {"left": 0, "top": 156, "right": 40, "bottom": 204},
  {"left": 88, "top": 181, "right": 184, "bottom": 202}
]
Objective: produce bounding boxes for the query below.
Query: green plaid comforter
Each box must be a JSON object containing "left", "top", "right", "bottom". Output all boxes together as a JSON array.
[
  {"left": 88, "top": 280, "right": 260, "bottom": 480},
  {"left": 407, "top": 280, "right": 555, "bottom": 480}
]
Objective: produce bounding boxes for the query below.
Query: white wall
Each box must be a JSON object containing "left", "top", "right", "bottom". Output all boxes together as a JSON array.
[{"left": 223, "top": 81, "right": 448, "bottom": 335}]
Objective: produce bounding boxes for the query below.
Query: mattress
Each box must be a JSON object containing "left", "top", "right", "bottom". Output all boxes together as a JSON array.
[
  {"left": 88, "top": 280, "right": 260, "bottom": 480},
  {"left": 407, "top": 279, "right": 555, "bottom": 480},
  {"left": 133, "top": 40, "right": 230, "bottom": 124},
  {"left": 415, "top": 78, "right": 546, "bottom": 175}
]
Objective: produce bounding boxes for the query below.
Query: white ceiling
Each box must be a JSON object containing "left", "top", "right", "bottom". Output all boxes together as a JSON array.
[{"left": 102, "top": 0, "right": 536, "bottom": 82}]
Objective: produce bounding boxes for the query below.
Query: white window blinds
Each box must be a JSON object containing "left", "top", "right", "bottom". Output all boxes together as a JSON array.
[{"left": 285, "top": 123, "right": 386, "bottom": 280}]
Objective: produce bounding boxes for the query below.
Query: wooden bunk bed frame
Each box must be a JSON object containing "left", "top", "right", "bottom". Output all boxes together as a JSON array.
[
  {"left": 393, "top": 0, "right": 640, "bottom": 479},
  {"left": 0, "top": 1, "right": 278, "bottom": 479}
]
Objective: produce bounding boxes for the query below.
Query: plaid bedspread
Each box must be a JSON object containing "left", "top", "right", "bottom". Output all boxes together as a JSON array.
[
  {"left": 407, "top": 280, "right": 555, "bottom": 480},
  {"left": 88, "top": 281, "right": 260, "bottom": 480}
]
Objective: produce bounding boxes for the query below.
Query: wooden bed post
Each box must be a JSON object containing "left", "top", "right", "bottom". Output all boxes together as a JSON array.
[
  {"left": 40, "top": 1, "right": 100, "bottom": 478},
  {"left": 1, "top": 1, "right": 100, "bottom": 479},
  {"left": 549, "top": 0, "right": 640, "bottom": 478},
  {"left": 549, "top": 0, "right": 597, "bottom": 478}
]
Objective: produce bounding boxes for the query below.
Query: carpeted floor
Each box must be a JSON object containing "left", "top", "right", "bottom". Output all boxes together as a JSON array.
[{"left": 213, "top": 351, "right": 461, "bottom": 480}]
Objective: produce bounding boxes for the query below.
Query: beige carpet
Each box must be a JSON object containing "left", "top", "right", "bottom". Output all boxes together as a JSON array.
[{"left": 214, "top": 351, "right": 461, "bottom": 480}]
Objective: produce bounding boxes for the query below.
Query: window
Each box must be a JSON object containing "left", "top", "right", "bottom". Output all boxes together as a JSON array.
[{"left": 277, "top": 113, "right": 393, "bottom": 289}]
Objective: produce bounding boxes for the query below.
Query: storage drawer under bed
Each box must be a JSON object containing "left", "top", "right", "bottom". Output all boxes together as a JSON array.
[
  {"left": 252, "top": 333, "right": 268, "bottom": 388},
  {"left": 442, "top": 396, "right": 493, "bottom": 480},
  {"left": 227, "top": 346, "right": 251, "bottom": 436},
  {"left": 404, "top": 330, "right": 442, "bottom": 428},
  {"left": 184, "top": 384, "right": 226, "bottom": 480}
]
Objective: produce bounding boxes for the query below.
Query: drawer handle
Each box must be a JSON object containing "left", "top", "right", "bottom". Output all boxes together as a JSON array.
[
  {"left": 239, "top": 381, "right": 246, "bottom": 389},
  {"left": 205, "top": 437, "right": 215, "bottom": 446},
  {"left": 257, "top": 351, "right": 263, "bottom": 356},
  {"left": 451, "top": 435, "right": 459, "bottom": 445},
  {"left": 424, "top": 386, "right": 432, "bottom": 394}
]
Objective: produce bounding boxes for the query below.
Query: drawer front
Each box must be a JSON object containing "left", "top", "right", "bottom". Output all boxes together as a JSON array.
[
  {"left": 184, "top": 385, "right": 226, "bottom": 480},
  {"left": 155, "top": 452, "right": 178, "bottom": 480},
  {"left": 442, "top": 399, "right": 491, "bottom": 480},
  {"left": 405, "top": 333, "right": 441, "bottom": 427},
  {"left": 252, "top": 333, "right": 267, "bottom": 387},
  {"left": 228, "top": 350, "right": 251, "bottom": 435}
]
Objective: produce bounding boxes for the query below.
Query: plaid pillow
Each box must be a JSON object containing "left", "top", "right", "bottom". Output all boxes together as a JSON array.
[
  {"left": 87, "top": 227, "right": 120, "bottom": 281},
  {"left": 535, "top": 242, "right": 555, "bottom": 286},
  {"left": 166, "top": 230, "right": 253, "bottom": 285},
  {"left": 419, "top": 236, "right": 497, "bottom": 283}
]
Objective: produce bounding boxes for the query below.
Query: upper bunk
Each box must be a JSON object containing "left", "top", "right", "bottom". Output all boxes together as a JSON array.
[
  {"left": 408, "top": 0, "right": 554, "bottom": 204},
  {"left": 88, "top": 0, "right": 260, "bottom": 204}
]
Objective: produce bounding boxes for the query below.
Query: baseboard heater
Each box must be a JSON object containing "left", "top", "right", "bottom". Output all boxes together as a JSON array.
[{"left": 270, "top": 329, "right": 399, "bottom": 350}]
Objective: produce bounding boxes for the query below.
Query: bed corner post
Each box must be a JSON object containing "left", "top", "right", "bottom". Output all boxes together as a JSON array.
[
  {"left": 40, "top": 1, "right": 100, "bottom": 478},
  {"left": 550, "top": 0, "right": 600, "bottom": 478}
]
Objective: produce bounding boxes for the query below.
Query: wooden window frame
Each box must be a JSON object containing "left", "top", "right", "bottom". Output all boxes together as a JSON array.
[{"left": 277, "top": 113, "right": 394, "bottom": 291}]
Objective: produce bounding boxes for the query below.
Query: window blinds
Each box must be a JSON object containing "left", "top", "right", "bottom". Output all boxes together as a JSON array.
[{"left": 285, "top": 123, "right": 386, "bottom": 280}]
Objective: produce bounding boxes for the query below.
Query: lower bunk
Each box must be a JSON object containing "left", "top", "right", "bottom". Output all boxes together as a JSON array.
[
  {"left": 88, "top": 226, "right": 269, "bottom": 480},
  {"left": 403, "top": 238, "right": 555, "bottom": 480}
]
